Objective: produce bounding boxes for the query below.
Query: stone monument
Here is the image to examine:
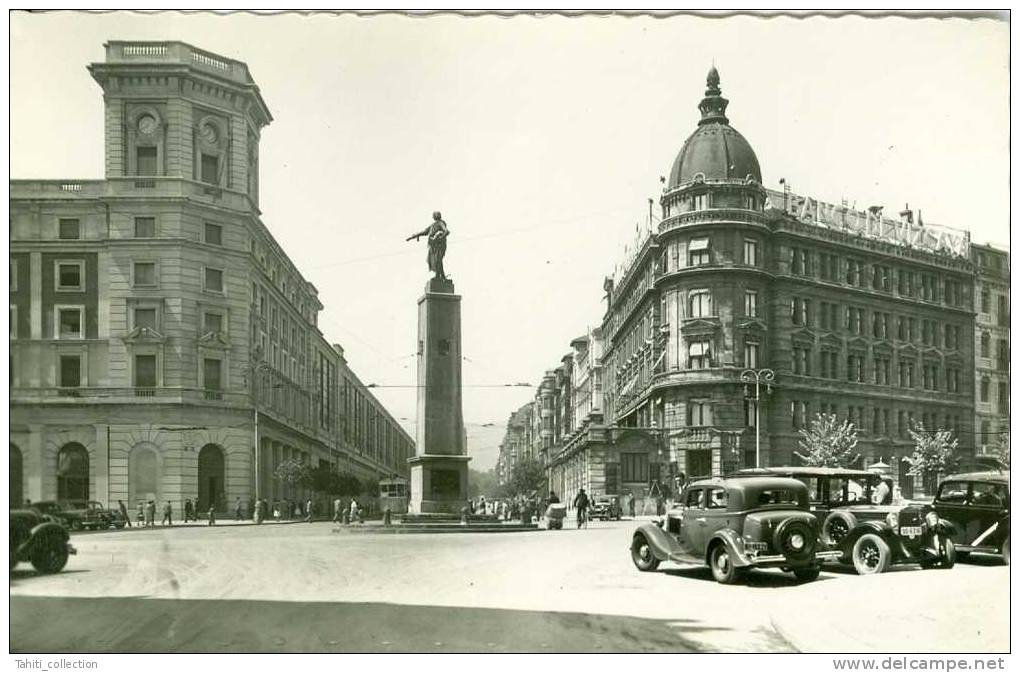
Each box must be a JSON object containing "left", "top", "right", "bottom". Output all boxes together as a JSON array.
[{"left": 406, "top": 213, "right": 470, "bottom": 514}]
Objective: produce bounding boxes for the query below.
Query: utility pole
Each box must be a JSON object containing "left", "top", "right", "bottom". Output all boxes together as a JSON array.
[{"left": 741, "top": 368, "right": 775, "bottom": 467}]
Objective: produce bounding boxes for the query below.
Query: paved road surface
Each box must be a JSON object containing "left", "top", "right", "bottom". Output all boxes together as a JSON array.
[{"left": 9, "top": 520, "right": 1008, "bottom": 653}]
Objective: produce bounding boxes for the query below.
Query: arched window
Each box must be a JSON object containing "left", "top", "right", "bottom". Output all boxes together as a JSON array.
[
  {"left": 198, "top": 444, "right": 226, "bottom": 512},
  {"left": 10, "top": 444, "right": 23, "bottom": 508},
  {"left": 129, "top": 445, "right": 160, "bottom": 506},
  {"left": 57, "top": 443, "right": 89, "bottom": 501}
]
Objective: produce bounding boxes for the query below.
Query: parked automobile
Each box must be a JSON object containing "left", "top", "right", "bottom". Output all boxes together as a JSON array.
[
  {"left": 629, "top": 476, "right": 838, "bottom": 584},
  {"left": 590, "top": 496, "right": 621, "bottom": 521},
  {"left": 62, "top": 500, "right": 126, "bottom": 530},
  {"left": 10, "top": 508, "right": 76, "bottom": 573},
  {"left": 933, "top": 471, "right": 1009, "bottom": 565},
  {"left": 27, "top": 501, "right": 73, "bottom": 529},
  {"left": 732, "top": 466, "right": 957, "bottom": 575}
]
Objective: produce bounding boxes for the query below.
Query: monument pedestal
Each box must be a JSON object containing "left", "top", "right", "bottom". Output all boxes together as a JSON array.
[
  {"left": 407, "top": 276, "right": 470, "bottom": 515},
  {"left": 407, "top": 455, "right": 470, "bottom": 515}
]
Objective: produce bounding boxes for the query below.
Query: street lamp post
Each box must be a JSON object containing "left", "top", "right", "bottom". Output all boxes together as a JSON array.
[{"left": 741, "top": 368, "right": 775, "bottom": 467}]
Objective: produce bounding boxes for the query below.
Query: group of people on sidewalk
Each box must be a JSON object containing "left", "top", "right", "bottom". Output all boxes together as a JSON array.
[
  {"left": 117, "top": 498, "right": 218, "bottom": 527},
  {"left": 330, "top": 497, "right": 364, "bottom": 525}
]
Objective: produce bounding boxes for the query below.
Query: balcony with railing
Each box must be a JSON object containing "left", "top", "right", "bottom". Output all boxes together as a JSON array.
[{"left": 104, "top": 41, "right": 254, "bottom": 85}]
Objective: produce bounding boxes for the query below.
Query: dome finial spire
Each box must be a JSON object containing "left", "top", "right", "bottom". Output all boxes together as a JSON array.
[{"left": 698, "top": 63, "right": 728, "bottom": 125}]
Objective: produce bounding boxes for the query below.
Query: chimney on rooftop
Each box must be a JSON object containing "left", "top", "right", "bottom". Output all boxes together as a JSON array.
[{"left": 899, "top": 203, "right": 914, "bottom": 225}]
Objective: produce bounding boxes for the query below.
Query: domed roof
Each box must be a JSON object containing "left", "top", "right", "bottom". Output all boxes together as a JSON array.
[{"left": 667, "top": 67, "right": 761, "bottom": 188}]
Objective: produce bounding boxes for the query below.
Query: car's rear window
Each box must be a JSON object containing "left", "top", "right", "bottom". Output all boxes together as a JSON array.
[{"left": 751, "top": 489, "right": 800, "bottom": 506}]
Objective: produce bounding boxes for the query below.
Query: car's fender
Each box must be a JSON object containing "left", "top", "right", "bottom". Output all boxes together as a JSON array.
[
  {"left": 843, "top": 519, "right": 895, "bottom": 551},
  {"left": 933, "top": 518, "right": 957, "bottom": 537},
  {"left": 632, "top": 523, "right": 680, "bottom": 561},
  {"left": 28, "top": 520, "right": 70, "bottom": 549},
  {"left": 706, "top": 529, "right": 755, "bottom": 568}
]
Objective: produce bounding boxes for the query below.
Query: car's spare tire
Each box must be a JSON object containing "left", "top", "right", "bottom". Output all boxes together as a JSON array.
[
  {"left": 821, "top": 510, "right": 857, "bottom": 547},
  {"left": 774, "top": 518, "right": 816, "bottom": 562}
]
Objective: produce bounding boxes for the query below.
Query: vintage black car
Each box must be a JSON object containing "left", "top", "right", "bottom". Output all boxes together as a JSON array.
[
  {"left": 630, "top": 476, "right": 839, "bottom": 584},
  {"left": 934, "top": 471, "right": 1010, "bottom": 565},
  {"left": 63, "top": 500, "right": 127, "bottom": 530},
  {"left": 590, "top": 496, "right": 621, "bottom": 521},
  {"left": 10, "top": 508, "right": 76, "bottom": 573},
  {"left": 733, "top": 466, "right": 956, "bottom": 574}
]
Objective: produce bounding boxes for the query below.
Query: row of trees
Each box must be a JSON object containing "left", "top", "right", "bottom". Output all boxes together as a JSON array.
[
  {"left": 273, "top": 459, "right": 380, "bottom": 499},
  {"left": 796, "top": 412, "right": 1009, "bottom": 476}
]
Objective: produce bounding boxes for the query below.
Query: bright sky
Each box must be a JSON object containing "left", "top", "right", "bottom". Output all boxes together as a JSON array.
[{"left": 9, "top": 12, "right": 1009, "bottom": 470}]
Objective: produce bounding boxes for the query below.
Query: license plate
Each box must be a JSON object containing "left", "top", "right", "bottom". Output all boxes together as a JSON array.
[{"left": 900, "top": 526, "right": 922, "bottom": 537}]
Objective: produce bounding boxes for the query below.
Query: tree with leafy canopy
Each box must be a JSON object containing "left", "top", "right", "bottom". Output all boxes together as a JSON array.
[
  {"left": 505, "top": 457, "right": 546, "bottom": 497},
  {"left": 994, "top": 432, "right": 1010, "bottom": 469},
  {"left": 274, "top": 458, "right": 313, "bottom": 490},
  {"left": 906, "top": 422, "right": 958, "bottom": 493},
  {"left": 794, "top": 413, "right": 861, "bottom": 467}
]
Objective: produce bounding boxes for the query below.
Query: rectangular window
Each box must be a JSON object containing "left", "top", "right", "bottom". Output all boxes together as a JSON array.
[
  {"left": 204, "top": 267, "right": 224, "bottom": 293},
  {"left": 997, "top": 340, "right": 1009, "bottom": 371},
  {"left": 10, "top": 259, "right": 17, "bottom": 292},
  {"left": 791, "top": 401, "right": 808, "bottom": 429},
  {"left": 58, "top": 218, "right": 81, "bottom": 240},
  {"left": 998, "top": 295, "right": 1009, "bottom": 327},
  {"left": 134, "top": 217, "right": 156, "bottom": 238},
  {"left": 744, "top": 399, "right": 758, "bottom": 427},
  {"left": 980, "top": 378, "right": 990, "bottom": 402},
  {"left": 792, "top": 345, "right": 810, "bottom": 375},
  {"left": 687, "top": 401, "right": 712, "bottom": 426},
  {"left": 57, "top": 307, "right": 83, "bottom": 339},
  {"left": 56, "top": 261, "right": 84, "bottom": 291},
  {"left": 688, "top": 339, "right": 712, "bottom": 369},
  {"left": 203, "top": 312, "right": 223, "bottom": 335},
  {"left": 204, "top": 222, "right": 223, "bottom": 246},
  {"left": 998, "top": 383, "right": 1009, "bottom": 414},
  {"left": 745, "top": 341, "right": 760, "bottom": 369},
  {"left": 688, "top": 238, "right": 710, "bottom": 266},
  {"left": 136, "top": 146, "right": 158, "bottom": 176},
  {"left": 203, "top": 358, "right": 222, "bottom": 400},
  {"left": 743, "top": 239, "right": 758, "bottom": 266},
  {"left": 59, "top": 355, "right": 81, "bottom": 389},
  {"left": 744, "top": 290, "right": 758, "bottom": 318},
  {"left": 9, "top": 305, "right": 16, "bottom": 339},
  {"left": 620, "top": 452, "right": 649, "bottom": 483},
  {"left": 201, "top": 154, "right": 219, "bottom": 184},
  {"left": 133, "top": 307, "right": 157, "bottom": 331},
  {"left": 133, "top": 262, "right": 156, "bottom": 287},
  {"left": 689, "top": 289, "right": 711, "bottom": 318},
  {"left": 134, "top": 354, "right": 157, "bottom": 389}
]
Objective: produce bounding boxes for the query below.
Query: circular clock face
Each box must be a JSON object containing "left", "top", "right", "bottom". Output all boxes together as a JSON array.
[
  {"left": 137, "top": 115, "right": 157, "bottom": 134},
  {"left": 201, "top": 123, "right": 218, "bottom": 144}
]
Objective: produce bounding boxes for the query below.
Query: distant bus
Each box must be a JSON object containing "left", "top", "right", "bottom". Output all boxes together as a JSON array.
[{"left": 379, "top": 477, "right": 409, "bottom": 514}]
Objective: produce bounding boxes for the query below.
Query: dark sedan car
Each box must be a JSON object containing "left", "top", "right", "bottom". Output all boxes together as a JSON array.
[
  {"left": 630, "top": 476, "right": 839, "bottom": 584},
  {"left": 732, "top": 466, "right": 956, "bottom": 574},
  {"left": 934, "top": 471, "right": 1009, "bottom": 564},
  {"left": 10, "top": 508, "right": 76, "bottom": 573}
]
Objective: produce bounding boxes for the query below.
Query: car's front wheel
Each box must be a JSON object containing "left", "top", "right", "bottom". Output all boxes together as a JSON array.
[
  {"left": 30, "top": 534, "right": 69, "bottom": 574},
  {"left": 709, "top": 543, "right": 744, "bottom": 584},
  {"left": 631, "top": 533, "right": 660, "bottom": 572},
  {"left": 792, "top": 566, "right": 821, "bottom": 582},
  {"left": 852, "top": 533, "right": 891, "bottom": 575}
]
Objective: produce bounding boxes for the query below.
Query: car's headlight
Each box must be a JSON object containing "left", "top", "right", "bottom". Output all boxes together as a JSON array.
[
  {"left": 790, "top": 533, "right": 805, "bottom": 550},
  {"left": 886, "top": 512, "right": 898, "bottom": 527},
  {"left": 925, "top": 511, "right": 939, "bottom": 528}
]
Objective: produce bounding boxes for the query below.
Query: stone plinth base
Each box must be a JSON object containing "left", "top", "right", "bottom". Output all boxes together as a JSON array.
[{"left": 408, "top": 455, "right": 470, "bottom": 515}]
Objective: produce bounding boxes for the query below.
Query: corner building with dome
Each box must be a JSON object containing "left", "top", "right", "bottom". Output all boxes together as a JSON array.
[{"left": 547, "top": 67, "right": 978, "bottom": 503}]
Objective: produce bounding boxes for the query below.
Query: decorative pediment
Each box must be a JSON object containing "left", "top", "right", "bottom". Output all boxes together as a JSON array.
[
  {"left": 122, "top": 326, "right": 165, "bottom": 344},
  {"left": 198, "top": 331, "right": 230, "bottom": 349},
  {"left": 787, "top": 326, "right": 820, "bottom": 344},
  {"left": 736, "top": 318, "right": 768, "bottom": 331},
  {"left": 846, "top": 336, "right": 870, "bottom": 350},
  {"left": 681, "top": 318, "right": 719, "bottom": 335},
  {"left": 872, "top": 341, "right": 894, "bottom": 355},
  {"left": 897, "top": 342, "right": 920, "bottom": 356},
  {"left": 819, "top": 333, "right": 843, "bottom": 348}
]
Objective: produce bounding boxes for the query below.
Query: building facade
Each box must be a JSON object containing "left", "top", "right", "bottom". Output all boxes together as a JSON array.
[
  {"left": 971, "top": 243, "right": 1010, "bottom": 457},
  {"left": 508, "top": 66, "right": 984, "bottom": 506},
  {"left": 9, "top": 41, "right": 413, "bottom": 512}
]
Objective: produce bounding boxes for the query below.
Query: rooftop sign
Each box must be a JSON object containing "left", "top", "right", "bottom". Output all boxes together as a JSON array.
[{"left": 765, "top": 189, "right": 970, "bottom": 257}]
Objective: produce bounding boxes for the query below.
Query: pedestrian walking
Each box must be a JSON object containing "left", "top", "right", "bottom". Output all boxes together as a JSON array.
[
  {"left": 627, "top": 492, "right": 636, "bottom": 519},
  {"left": 145, "top": 500, "right": 156, "bottom": 527},
  {"left": 332, "top": 497, "right": 343, "bottom": 523},
  {"left": 573, "top": 488, "right": 590, "bottom": 529},
  {"left": 184, "top": 498, "right": 194, "bottom": 523},
  {"left": 273, "top": 500, "right": 281, "bottom": 521},
  {"left": 207, "top": 506, "right": 216, "bottom": 526},
  {"left": 118, "top": 500, "right": 131, "bottom": 528},
  {"left": 137, "top": 501, "right": 145, "bottom": 527},
  {"left": 349, "top": 498, "right": 360, "bottom": 524},
  {"left": 234, "top": 497, "right": 243, "bottom": 521},
  {"left": 305, "top": 498, "right": 314, "bottom": 523},
  {"left": 161, "top": 500, "right": 173, "bottom": 526}
]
